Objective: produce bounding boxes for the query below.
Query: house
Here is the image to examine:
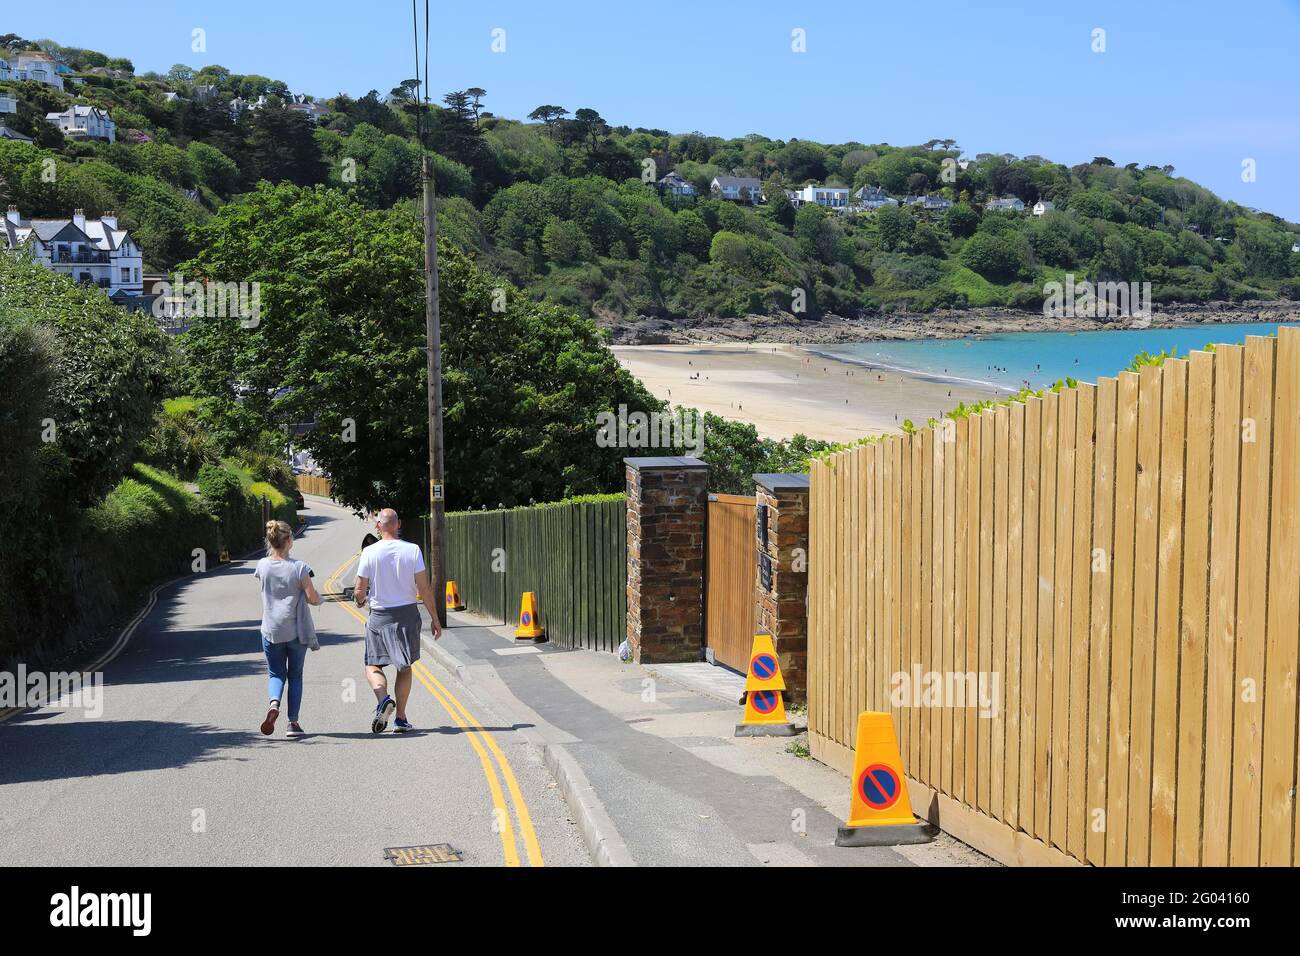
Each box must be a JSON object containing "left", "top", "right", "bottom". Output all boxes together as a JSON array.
[
  {"left": 711, "top": 175, "right": 763, "bottom": 204},
  {"left": 784, "top": 188, "right": 803, "bottom": 208},
  {"left": 193, "top": 84, "right": 220, "bottom": 102},
  {"left": 792, "top": 184, "right": 850, "bottom": 209},
  {"left": 1292, "top": 241, "right": 1300, "bottom": 254},
  {"left": 45, "top": 105, "right": 116, "bottom": 143},
  {"left": 3, "top": 206, "right": 143, "bottom": 298},
  {"left": 0, "top": 124, "right": 32, "bottom": 142},
  {"left": 0, "top": 50, "right": 66, "bottom": 91},
  {"left": 0, "top": 94, "right": 16, "bottom": 115},
  {"left": 905, "top": 194, "right": 953, "bottom": 212},
  {"left": 658, "top": 171, "right": 696, "bottom": 197},
  {"left": 1032, "top": 200, "right": 1055, "bottom": 216},
  {"left": 286, "top": 97, "right": 330, "bottom": 123},
  {"left": 986, "top": 196, "right": 1025, "bottom": 213},
  {"left": 851, "top": 185, "right": 898, "bottom": 210},
  {"left": 163, "top": 91, "right": 181, "bottom": 103},
  {"left": 229, "top": 94, "right": 268, "bottom": 118}
]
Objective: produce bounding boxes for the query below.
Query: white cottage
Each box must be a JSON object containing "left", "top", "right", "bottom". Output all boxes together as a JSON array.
[
  {"left": 3, "top": 207, "right": 143, "bottom": 297},
  {"left": 45, "top": 105, "right": 116, "bottom": 143}
]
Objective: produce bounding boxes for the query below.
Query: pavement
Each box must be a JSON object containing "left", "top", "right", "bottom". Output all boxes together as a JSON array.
[
  {"left": 0, "top": 496, "right": 588, "bottom": 867},
  {"left": 0, "top": 494, "right": 991, "bottom": 868},
  {"left": 430, "top": 608, "right": 994, "bottom": 868}
]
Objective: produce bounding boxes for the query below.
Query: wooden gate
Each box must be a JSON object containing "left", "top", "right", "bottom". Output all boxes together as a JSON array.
[{"left": 705, "top": 493, "right": 757, "bottom": 672}]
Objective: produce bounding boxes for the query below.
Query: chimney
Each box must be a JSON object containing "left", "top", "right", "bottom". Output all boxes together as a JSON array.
[
  {"left": 101, "top": 210, "right": 117, "bottom": 230},
  {"left": 6, "top": 205, "right": 18, "bottom": 225},
  {"left": 73, "top": 208, "right": 86, "bottom": 230}
]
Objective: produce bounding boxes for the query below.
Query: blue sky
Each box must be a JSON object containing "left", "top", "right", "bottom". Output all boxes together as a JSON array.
[{"left": 8, "top": 0, "right": 1299, "bottom": 220}]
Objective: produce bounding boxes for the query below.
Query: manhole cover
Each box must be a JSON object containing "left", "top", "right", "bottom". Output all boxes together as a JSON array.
[{"left": 383, "top": 843, "right": 463, "bottom": 866}]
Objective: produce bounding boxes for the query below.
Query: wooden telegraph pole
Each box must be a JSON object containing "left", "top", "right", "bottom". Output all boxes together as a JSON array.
[{"left": 422, "top": 153, "right": 447, "bottom": 627}]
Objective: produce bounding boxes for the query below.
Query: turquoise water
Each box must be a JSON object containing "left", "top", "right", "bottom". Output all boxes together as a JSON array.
[{"left": 818, "top": 323, "right": 1300, "bottom": 393}]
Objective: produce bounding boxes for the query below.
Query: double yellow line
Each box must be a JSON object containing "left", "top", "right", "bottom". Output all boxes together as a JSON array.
[{"left": 321, "top": 551, "right": 543, "bottom": 867}]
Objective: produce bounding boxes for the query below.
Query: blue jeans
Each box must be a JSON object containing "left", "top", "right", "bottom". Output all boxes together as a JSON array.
[{"left": 263, "top": 638, "right": 308, "bottom": 721}]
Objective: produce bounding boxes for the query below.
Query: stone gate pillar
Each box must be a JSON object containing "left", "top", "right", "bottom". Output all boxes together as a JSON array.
[
  {"left": 624, "top": 456, "right": 709, "bottom": 663},
  {"left": 754, "top": 473, "right": 810, "bottom": 704}
]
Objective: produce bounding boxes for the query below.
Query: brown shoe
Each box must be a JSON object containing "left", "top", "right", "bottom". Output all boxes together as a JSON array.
[{"left": 260, "top": 706, "right": 279, "bottom": 736}]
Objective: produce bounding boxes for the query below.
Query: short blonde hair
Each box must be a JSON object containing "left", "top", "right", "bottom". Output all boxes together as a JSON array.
[{"left": 265, "top": 520, "right": 293, "bottom": 554}]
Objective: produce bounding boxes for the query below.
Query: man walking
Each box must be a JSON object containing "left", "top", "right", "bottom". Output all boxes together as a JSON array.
[{"left": 353, "top": 509, "right": 442, "bottom": 733}]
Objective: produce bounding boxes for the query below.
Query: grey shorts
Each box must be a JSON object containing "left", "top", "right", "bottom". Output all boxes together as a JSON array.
[{"left": 364, "top": 604, "right": 422, "bottom": 668}]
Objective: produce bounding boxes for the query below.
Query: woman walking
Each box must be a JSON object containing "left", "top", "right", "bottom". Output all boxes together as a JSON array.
[{"left": 254, "top": 520, "right": 322, "bottom": 738}]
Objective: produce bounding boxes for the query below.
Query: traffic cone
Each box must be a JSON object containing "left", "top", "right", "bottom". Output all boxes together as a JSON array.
[
  {"left": 835, "top": 711, "right": 937, "bottom": 846},
  {"left": 735, "top": 634, "right": 799, "bottom": 737},
  {"left": 445, "top": 580, "right": 466, "bottom": 612},
  {"left": 514, "top": 591, "right": 545, "bottom": 642}
]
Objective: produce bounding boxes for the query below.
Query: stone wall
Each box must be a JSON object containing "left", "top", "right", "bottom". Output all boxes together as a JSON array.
[{"left": 754, "top": 474, "right": 810, "bottom": 704}]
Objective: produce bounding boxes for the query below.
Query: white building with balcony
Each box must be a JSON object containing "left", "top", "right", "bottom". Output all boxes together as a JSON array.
[
  {"left": 0, "top": 94, "right": 16, "bottom": 115},
  {"left": 792, "top": 184, "right": 850, "bottom": 209},
  {"left": 3, "top": 206, "right": 143, "bottom": 297},
  {"left": 44, "top": 105, "right": 116, "bottom": 142},
  {"left": 0, "top": 50, "right": 66, "bottom": 91}
]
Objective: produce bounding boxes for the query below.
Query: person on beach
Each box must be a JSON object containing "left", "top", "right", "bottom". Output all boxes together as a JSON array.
[
  {"left": 353, "top": 508, "right": 442, "bottom": 734},
  {"left": 254, "top": 520, "right": 322, "bottom": 738}
]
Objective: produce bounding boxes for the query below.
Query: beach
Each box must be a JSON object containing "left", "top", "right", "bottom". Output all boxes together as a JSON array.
[{"left": 612, "top": 343, "right": 1003, "bottom": 442}]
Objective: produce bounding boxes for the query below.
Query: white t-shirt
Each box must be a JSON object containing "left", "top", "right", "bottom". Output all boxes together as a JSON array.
[{"left": 357, "top": 539, "right": 425, "bottom": 610}]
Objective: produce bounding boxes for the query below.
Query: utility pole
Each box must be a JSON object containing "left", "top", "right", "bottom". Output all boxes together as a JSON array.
[{"left": 422, "top": 152, "right": 447, "bottom": 628}]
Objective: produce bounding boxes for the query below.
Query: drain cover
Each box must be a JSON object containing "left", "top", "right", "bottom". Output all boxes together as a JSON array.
[{"left": 383, "top": 843, "right": 463, "bottom": 866}]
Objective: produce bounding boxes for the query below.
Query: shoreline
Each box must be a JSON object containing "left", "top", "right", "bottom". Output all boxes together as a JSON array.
[
  {"left": 604, "top": 300, "right": 1300, "bottom": 346},
  {"left": 612, "top": 342, "right": 1003, "bottom": 443}
]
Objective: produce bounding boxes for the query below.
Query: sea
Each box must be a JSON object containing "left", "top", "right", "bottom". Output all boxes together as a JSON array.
[{"left": 816, "top": 322, "right": 1300, "bottom": 395}]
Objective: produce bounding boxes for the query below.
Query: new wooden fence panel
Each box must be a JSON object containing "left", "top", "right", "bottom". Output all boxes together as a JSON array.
[
  {"left": 1087, "top": 377, "right": 1118, "bottom": 866},
  {"left": 1231, "top": 336, "right": 1276, "bottom": 866},
  {"left": 1005, "top": 404, "right": 1025, "bottom": 831},
  {"left": 1019, "top": 398, "right": 1041, "bottom": 833},
  {"left": 1068, "top": 383, "right": 1096, "bottom": 860},
  {"left": 1151, "top": 360, "right": 1188, "bottom": 866},
  {"left": 1176, "top": 351, "right": 1213, "bottom": 866},
  {"left": 1051, "top": 387, "right": 1077, "bottom": 851},
  {"left": 1263, "top": 327, "right": 1299, "bottom": 868},
  {"left": 808, "top": 334, "right": 1297, "bottom": 867},
  {"left": 1034, "top": 391, "right": 1058, "bottom": 841}
]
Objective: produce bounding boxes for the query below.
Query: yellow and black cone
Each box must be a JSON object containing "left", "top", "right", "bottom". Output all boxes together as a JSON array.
[
  {"left": 445, "top": 580, "right": 466, "bottom": 612},
  {"left": 735, "top": 634, "right": 799, "bottom": 737},
  {"left": 514, "top": 591, "right": 545, "bottom": 642},
  {"left": 835, "top": 711, "right": 937, "bottom": 846}
]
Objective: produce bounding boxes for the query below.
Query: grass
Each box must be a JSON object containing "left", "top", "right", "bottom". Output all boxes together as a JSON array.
[{"left": 785, "top": 739, "right": 811, "bottom": 759}]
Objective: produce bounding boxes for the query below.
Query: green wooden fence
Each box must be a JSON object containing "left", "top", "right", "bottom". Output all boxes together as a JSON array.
[{"left": 444, "top": 496, "right": 627, "bottom": 652}]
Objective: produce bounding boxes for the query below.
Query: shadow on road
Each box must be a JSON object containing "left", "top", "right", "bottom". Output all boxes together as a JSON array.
[{"left": 0, "top": 719, "right": 254, "bottom": 785}]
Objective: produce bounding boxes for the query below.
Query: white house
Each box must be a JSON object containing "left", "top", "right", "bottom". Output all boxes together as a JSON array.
[
  {"left": 1292, "top": 241, "right": 1300, "bottom": 254},
  {"left": 3, "top": 206, "right": 143, "bottom": 297},
  {"left": 792, "top": 184, "right": 850, "bottom": 209},
  {"left": 986, "top": 196, "right": 1025, "bottom": 213},
  {"left": 711, "top": 175, "right": 763, "bottom": 204},
  {"left": 658, "top": 171, "right": 696, "bottom": 197},
  {"left": 0, "top": 94, "right": 16, "bottom": 115},
  {"left": 0, "top": 50, "right": 66, "bottom": 91},
  {"left": 1032, "top": 200, "right": 1055, "bottom": 216},
  {"left": 45, "top": 105, "right": 116, "bottom": 143}
]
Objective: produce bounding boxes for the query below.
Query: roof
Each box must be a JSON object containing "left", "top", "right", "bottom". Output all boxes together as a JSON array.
[
  {"left": 753, "top": 473, "right": 810, "bottom": 492},
  {"left": 2, "top": 211, "right": 133, "bottom": 253},
  {"left": 0, "top": 125, "right": 33, "bottom": 142},
  {"left": 624, "top": 456, "right": 708, "bottom": 471},
  {"left": 712, "top": 175, "right": 761, "bottom": 189}
]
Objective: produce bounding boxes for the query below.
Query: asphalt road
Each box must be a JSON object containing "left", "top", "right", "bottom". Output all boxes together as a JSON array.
[{"left": 0, "top": 498, "right": 589, "bottom": 867}]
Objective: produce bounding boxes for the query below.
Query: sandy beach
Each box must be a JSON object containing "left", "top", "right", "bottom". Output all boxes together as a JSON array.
[{"left": 613, "top": 343, "right": 1006, "bottom": 442}]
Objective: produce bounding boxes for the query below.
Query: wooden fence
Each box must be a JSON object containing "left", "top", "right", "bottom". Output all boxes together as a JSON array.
[
  {"left": 295, "top": 474, "right": 332, "bottom": 498},
  {"left": 808, "top": 328, "right": 1299, "bottom": 867},
  {"left": 446, "top": 497, "right": 627, "bottom": 652}
]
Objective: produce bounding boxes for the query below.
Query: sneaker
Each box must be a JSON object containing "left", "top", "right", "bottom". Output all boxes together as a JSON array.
[
  {"left": 286, "top": 721, "right": 305, "bottom": 738},
  {"left": 371, "top": 695, "right": 395, "bottom": 734},
  {"left": 393, "top": 717, "right": 413, "bottom": 734},
  {"left": 260, "top": 706, "right": 279, "bottom": 736}
]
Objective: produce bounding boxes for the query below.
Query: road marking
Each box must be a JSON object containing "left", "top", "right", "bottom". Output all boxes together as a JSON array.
[
  {"left": 324, "top": 553, "right": 542, "bottom": 867},
  {"left": 413, "top": 661, "right": 546, "bottom": 868},
  {"left": 492, "top": 646, "right": 543, "bottom": 656}
]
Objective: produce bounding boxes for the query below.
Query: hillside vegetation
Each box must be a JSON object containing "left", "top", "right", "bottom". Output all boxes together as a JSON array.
[{"left": 2, "top": 35, "right": 1298, "bottom": 327}]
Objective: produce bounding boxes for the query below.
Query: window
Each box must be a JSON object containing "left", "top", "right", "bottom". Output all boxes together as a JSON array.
[{"left": 121, "top": 267, "right": 131, "bottom": 282}]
